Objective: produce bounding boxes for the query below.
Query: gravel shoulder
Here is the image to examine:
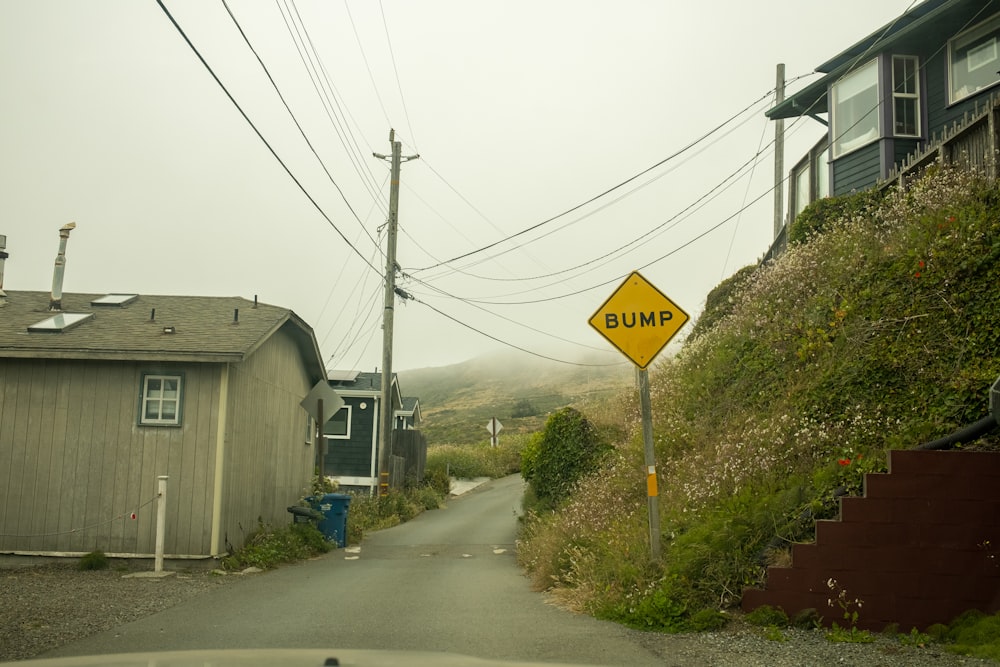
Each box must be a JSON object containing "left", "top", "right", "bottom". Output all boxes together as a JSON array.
[{"left": 1, "top": 562, "right": 996, "bottom": 666}]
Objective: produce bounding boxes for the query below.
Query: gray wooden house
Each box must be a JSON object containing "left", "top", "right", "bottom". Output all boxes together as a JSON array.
[
  {"left": 323, "top": 370, "right": 405, "bottom": 492},
  {"left": 0, "top": 290, "right": 326, "bottom": 561},
  {"left": 768, "top": 0, "right": 1000, "bottom": 234}
]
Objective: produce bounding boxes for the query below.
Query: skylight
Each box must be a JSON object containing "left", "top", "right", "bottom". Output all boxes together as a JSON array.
[
  {"left": 27, "top": 312, "right": 94, "bottom": 332},
  {"left": 91, "top": 293, "right": 138, "bottom": 306}
]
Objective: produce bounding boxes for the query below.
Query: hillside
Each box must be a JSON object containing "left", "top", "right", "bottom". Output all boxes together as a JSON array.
[
  {"left": 399, "top": 351, "right": 633, "bottom": 445},
  {"left": 517, "top": 166, "right": 1000, "bottom": 630}
]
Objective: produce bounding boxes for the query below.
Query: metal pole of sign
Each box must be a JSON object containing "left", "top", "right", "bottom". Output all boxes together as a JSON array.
[
  {"left": 316, "top": 398, "right": 325, "bottom": 479},
  {"left": 637, "top": 370, "right": 661, "bottom": 561}
]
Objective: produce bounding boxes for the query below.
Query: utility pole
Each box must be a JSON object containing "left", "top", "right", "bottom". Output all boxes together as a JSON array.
[
  {"left": 774, "top": 63, "right": 785, "bottom": 241},
  {"left": 373, "top": 129, "right": 418, "bottom": 494}
]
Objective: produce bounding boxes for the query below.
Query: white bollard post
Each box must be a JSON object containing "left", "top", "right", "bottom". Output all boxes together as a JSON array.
[{"left": 155, "top": 475, "right": 168, "bottom": 572}]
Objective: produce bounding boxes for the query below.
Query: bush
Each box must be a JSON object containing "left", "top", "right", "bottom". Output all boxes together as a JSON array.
[
  {"left": 78, "top": 551, "right": 109, "bottom": 571},
  {"left": 528, "top": 407, "right": 611, "bottom": 508},
  {"left": 745, "top": 605, "right": 789, "bottom": 628},
  {"left": 222, "top": 522, "right": 332, "bottom": 571}
]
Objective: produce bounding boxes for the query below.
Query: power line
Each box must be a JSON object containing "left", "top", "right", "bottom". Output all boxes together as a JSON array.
[
  {"left": 407, "top": 294, "right": 624, "bottom": 368},
  {"left": 154, "top": 0, "right": 382, "bottom": 277},
  {"left": 410, "top": 87, "right": 778, "bottom": 273},
  {"left": 378, "top": 0, "right": 418, "bottom": 150},
  {"left": 279, "top": 0, "right": 390, "bottom": 217},
  {"left": 222, "top": 0, "right": 382, "bottom": 252}
]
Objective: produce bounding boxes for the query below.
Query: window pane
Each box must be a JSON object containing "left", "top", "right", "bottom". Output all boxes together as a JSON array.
[
  {"left": 832, "top": 59, "right": 879, "bottom": 156},
  {"left": 324, "top": 408, "right": 349, "bottom": 437},
  {"left": 893, "top": 57, "right": 917, "bottom": 95},
  {"left": 147, "top": 378, "right": 162, "bottom": 395},
  {"left": 161, "top": 402, "right": 177, "bottom": 420},
  {"left": 145, "top": 402, "right": 160, "bottom": 420},
  {"left": 950, "top": 16, "right": 1000, "bottom": 102},
  {"left": 814, "top": 151, "right": 829, "bottom": 199},
  {"left": 894, "top": 97, "right": 919, "bottom": 136},
  {"left": 794, "top": 165, "right": 810, "bottom": 215},
  {"left": 163, "top": 379, "right": 178, "bottom": 399}
]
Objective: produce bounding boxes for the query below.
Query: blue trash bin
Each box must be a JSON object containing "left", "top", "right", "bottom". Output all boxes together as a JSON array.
[{"left": 307, "top": 493, "right": 351, "bottom": 547}]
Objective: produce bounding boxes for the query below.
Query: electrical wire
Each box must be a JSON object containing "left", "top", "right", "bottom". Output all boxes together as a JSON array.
[
  {"left": 222, "top": 0, "right": 382, "bottom": 252},
  {"left": 279, "top": 0, "right": 390, "bottom": 217},
  {"left": 154, "top": 0, "right": 383, "bottom": 277},
  {"left": 410, "top": 87, "right": 779, "bottom": 273},
  {"left": 378, "top": 0, "right": 418, "bottom": 150}
]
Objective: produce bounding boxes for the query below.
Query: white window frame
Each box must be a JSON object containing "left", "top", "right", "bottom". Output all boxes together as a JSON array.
[
  {"left": 892, "top": 55, "right": 921, "bottom": 137},
  {"left": 831, "top": 58, "right": 880, "bottom": 158},
  {"left": 324, "top": 405, "right": 352, "bottom": 440},
  {"left": 948, "top": 13, "right": 1000, "bottom": 104},
  {"left": 139, "top": 374, "right": 182, "bottom": 426},
  {"left": 793, "top": 162, "right": 811, "bottom": 216}
]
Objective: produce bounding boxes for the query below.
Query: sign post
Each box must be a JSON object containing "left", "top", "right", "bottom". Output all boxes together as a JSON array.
[
  {"left": 588, "top": 271, "right": 689, "bottom": 562},
  {"left": 485, "top": 417, "right": 503, "bottom": 448}
]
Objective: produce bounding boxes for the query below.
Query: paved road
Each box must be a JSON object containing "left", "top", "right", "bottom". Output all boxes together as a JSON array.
[{"left": 45, "top": 475, "right": 661, "bottom": 665}]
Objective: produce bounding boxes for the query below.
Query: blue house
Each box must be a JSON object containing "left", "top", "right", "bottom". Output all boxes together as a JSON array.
[
  {"left": 768, "top": 0, "right": 1000, "bottom": 240},
  {"left": 323, "top": 370, "right": 407, "bottom": 492}
]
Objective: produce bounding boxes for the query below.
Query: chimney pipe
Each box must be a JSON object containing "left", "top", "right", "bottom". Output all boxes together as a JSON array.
[
  {"left": 49, "top": 222, "right": 76, "bottom": 311},
  {"left": 0, "top": 234, "right": 8, "bottom": 304}
]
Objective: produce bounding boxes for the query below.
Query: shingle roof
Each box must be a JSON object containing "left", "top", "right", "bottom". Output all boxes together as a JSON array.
[
  {"left": 765, "top": 0, "right": 988, "bottom": 120},
  {"left": 0, "top": 291, "right": 325, "bottom": 379},
  {"left": 327, "top": 369, "right": 404, "bottom": 408}
]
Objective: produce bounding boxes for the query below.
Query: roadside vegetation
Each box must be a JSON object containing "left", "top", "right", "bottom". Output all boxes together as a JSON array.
[{"left": 516, "top": 166, "right": 1000, "bottom": 657}]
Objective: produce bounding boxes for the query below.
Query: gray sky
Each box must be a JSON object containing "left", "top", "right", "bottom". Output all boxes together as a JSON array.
[{"left": 0, "top": 1, "right": 912, "bottom": 371}]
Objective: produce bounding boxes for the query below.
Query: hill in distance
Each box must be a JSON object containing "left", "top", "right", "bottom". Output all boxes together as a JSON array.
[{"left": 398, "top": 350, "right": 634, "bottom": 445}]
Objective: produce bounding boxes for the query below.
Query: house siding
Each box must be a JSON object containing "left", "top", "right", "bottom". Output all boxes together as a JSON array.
[
  {"left": 0, "top": 358, "right": 221, "bottom": 556},
  {"left": 218, "top": 326, "right": 314, "bottom": 555},
  {"left": 832, "top": 143, "right": 882, "bottom": 195},
  {"left": 326, "top": 396, "right": 376, "bottom": 478}
]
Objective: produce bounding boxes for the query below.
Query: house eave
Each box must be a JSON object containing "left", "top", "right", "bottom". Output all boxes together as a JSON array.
[{"left": 0, "top": 349, "right": 247, "bottom": 363}]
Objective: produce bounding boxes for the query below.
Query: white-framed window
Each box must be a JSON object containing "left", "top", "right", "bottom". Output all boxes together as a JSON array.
[
  {"left": 815, "top": 149, "right": 829, "bottom": 199},
  {"left": 949, "top": 13, "right": 1000, "bottom": 104},
  {"left": 140, "top": 374, "right": 182, "bottom": 426},
  {"left": 892, "top": 55, "right": 920, "bottom": 137},
  {"left": 831, "top": 58, "right": 880, "bottom": 157},
  {"left": 324, "top": 405, "right": 352, "bottom": 440},
  {"left": 794, "top": 163, "right": 811, "bottom": 216}
]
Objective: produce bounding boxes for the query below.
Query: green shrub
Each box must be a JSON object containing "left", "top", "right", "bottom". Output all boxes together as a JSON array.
[
  {"left": 78, "top": 550, "right": 109, "bottom": 571},
  {"left": 946, "top": 610, "right": 1000, "bottom": 660},
  {"left": 222, "top": 522, "right": 331, "bottom": 571},
  {"left": 788, "top": 188, "right": 882, "bottom": 245},
  {"left": 689, "top": 608, "right": 728, "bottom": 631},
  {"left": 529, "top": 407, "right": 610, "bottom": 508},
  {"left": 745, "top": 605, "right": 789, "bottom": 628},
  {"left": 424, "top": 467, "right": 451, "bottom": 496}
]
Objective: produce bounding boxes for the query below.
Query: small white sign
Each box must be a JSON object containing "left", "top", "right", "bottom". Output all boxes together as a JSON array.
[{"left": 485, "top": 417, "right": 503, "bottom": 435}]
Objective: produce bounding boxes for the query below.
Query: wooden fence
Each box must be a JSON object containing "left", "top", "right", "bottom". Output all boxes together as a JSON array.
[{"left": 388, "top": 429, "right": 427, "bottom": 489}]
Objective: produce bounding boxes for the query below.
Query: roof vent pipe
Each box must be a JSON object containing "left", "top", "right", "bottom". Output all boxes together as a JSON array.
[
  {"left": 0, "top": 234, "right": 8, "bottom": 304},
  {"left": 49, "top": 222, "right": 76, "bottom": 311}
]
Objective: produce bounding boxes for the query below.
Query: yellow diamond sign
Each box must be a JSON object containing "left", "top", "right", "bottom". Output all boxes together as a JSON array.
[{"left": 589, "top": 271, "right": 689, "bottom": 369}]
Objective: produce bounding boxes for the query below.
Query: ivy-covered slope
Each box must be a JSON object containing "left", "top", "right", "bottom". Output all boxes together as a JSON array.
[{"left": 517, "top": 167, "right": 1000, "bottom": 630}]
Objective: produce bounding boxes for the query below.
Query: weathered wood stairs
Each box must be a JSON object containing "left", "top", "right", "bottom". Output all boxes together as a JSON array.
[{"left": 742, "top": 450, "right": 1000, "bottom": 631}]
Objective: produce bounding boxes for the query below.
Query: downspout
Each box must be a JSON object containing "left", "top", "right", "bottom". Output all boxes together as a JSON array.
[
  {"left": 49, "top": 222, "right": 76, "bottom": 311},
  {"left": 210, "top": 363, "right": 231, "bottom": 556}
]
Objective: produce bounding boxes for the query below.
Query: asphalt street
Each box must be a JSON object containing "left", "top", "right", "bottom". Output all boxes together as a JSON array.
[{"left": 43, "top": 475, "right": 662, "bottom": 665}]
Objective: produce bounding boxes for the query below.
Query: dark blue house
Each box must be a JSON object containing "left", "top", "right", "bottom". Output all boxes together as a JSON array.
[
  {"left": 322, "top": 370, "right": 402, "bottom": 492},
  {"left": 769, "top": 0, "right": 1000, "bottom": 234}
]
